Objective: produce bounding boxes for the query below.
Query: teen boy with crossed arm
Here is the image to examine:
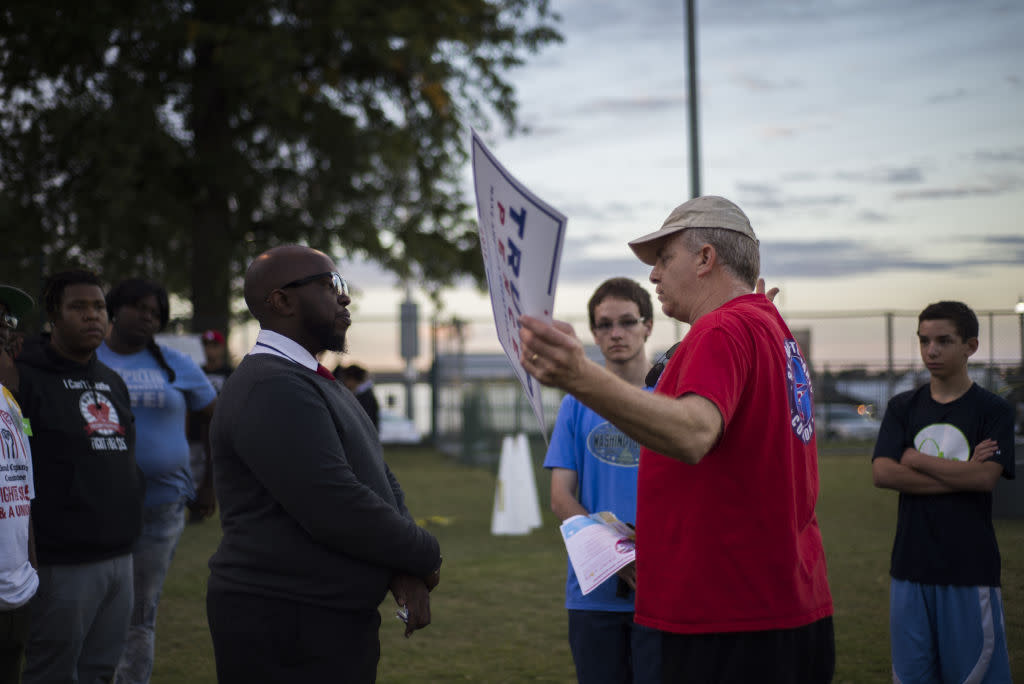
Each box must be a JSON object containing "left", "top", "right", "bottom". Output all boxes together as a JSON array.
[{"left": 873, "top": 300, "right": 1014, "bottom": 683}]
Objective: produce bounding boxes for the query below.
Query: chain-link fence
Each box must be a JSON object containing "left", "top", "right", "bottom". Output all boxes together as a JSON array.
[{"left": 355, "top": 309, "right": 1024, "bottom": 464}]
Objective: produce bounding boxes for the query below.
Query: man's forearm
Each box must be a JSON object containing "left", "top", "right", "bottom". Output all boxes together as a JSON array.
[
  {"left": 901, "top": 449, "right": 1002, "bottom": 492},
  {"left": 552, "top": 495, "right": 588, "bottom": 522},
  {"left": 519, "top": 315, "right": 719, "bottom": 464},
  {"left": 570, "top": 362, "right": 718, "bottom": 464},
  {"left": 872, "top": 457, "right": 955, "bottom": 495},
  {"left": 550, "top": 469, "right": 588, "bottom": 521}
]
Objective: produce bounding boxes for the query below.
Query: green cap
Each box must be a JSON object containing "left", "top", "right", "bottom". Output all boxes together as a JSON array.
[{"left": 0, "top": 285, "right": 34, "bottom": 318}]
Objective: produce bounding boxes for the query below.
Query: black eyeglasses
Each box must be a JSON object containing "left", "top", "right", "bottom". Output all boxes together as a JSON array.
[
  {"left": 277, "top": 272, "right": 349, "bottom": 297},
  {"left": 645, "top": 341, "right": 681, "bottom": 388},
  {"left": 593, "top": 317, "right": 646, "bottom": 334},
  {"left": 0, "top": 311, "right": 18, "bottom": 330}
]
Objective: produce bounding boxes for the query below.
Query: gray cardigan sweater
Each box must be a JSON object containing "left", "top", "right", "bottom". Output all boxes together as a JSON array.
[{"left": 208, "top": 353, "right": 440, "bottom": 611}]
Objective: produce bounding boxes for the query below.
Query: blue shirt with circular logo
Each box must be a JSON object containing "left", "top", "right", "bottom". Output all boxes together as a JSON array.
[{"left": 544, "top": 390, "right": 649, "bottom": 611}]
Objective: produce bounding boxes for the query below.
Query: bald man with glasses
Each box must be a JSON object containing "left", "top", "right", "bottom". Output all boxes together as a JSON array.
[{"left": 206, "top": 245, "right": 441, "bottom": 684}]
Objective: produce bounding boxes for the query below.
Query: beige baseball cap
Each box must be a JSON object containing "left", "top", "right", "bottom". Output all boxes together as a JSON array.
[{"left": 628, "top": 195, "right": 758, "bottom": 266}]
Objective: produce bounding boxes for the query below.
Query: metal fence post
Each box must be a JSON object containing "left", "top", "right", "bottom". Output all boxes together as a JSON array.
[
  {"left": 885, "top": 312, "right": 895, "bottom": 403},
  {"left": 988, "top": 311, "right": 995, "bottom": 390}
]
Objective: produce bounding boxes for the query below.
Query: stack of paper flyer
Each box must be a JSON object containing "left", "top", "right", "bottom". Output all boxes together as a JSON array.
[{"left": 559, "top": 512, "right": 636, "bottom": 595}]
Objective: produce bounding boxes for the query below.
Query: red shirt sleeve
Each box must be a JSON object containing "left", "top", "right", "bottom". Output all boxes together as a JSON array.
[{"left": 659, "top": 323, "right": 750, "bottom": 429}]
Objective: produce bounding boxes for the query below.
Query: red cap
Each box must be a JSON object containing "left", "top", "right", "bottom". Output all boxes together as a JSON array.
[{"left": 201, "top": 329, "right": 226, "bottom": 344}]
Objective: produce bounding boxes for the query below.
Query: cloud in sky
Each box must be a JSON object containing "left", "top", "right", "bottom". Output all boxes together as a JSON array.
[
  {"left": 557, "top": 253, "right": 651, "bottom": 284},
  {"left": 892, "top": 177, "right": 1020, "bottom": 200},
  {"left": 551, "top": 228, "right": 1024, "bottom": 286},
  {"left": 977, "top": 234, "right": 1024, "bottom": 264},
  {"left": 757, "top": 126, "right": 800, "bottom": 140},
  {"left": 731, "top": 74, "right": 803, "bottom": 92},
  {"left": 516, "top": 120, "right": 565, "bottom": 140},
  {"left": 857, "top": 210, "right": 891, "bottom": 223},
  {"left": 926, "top": 88, "right": 970, "bottom": 104},
  {"left": 975, "top": 147, "right": 1024, "bottom": 164},
  {"left": 556, "top": 199, "right": 640, "bottom": 223},
  {"left": 761, "top": 235, "right": 1023, "bottom": 279},
  {"left": 733, "top": 190, "right": 853, "bottom": 211},
  {"left": 576, "top": 94, "right": 687, "bottom": 117},
  {"left": 836, "top": 167, "right": 925, "bottom": 185}
]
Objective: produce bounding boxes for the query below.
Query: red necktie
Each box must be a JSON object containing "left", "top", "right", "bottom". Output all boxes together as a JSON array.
[{"left": 315, "top": 364, "right": 336, "bottom": 381}]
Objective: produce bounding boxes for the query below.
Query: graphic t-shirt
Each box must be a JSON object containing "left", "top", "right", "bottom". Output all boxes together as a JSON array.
[
  {"left": 873, "top": 383, "right": 1015, "bottom": 586},
  {"left": 0, "top": 385, "right": 37, "bottom": 609},
  {"left": 544, "top": 391, "right": 649, "bottom": 611},
  {"left": 98, "top": 343, "right": 217, "bottom": 506},
  {"left": 635, "top": 294, "right": 833, "bottom": 635}
]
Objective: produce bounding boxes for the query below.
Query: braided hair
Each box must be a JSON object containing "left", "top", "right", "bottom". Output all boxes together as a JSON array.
[{"left": 106, "top": 278, "right": 176, "bottom": 383}]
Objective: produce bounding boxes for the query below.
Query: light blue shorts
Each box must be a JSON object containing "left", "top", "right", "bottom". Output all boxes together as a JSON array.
[{"left": 890, "top": 578, "right": 1011, "bottom": 684}]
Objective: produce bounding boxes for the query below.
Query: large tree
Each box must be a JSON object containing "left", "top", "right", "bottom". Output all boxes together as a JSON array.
[{"left": 0, "top": 1, "right": 560, "bottom": 332}]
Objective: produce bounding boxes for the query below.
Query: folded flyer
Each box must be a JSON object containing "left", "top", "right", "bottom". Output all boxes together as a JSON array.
[{"left": 559, "top": 511, "right": 636, "bottom": 595}]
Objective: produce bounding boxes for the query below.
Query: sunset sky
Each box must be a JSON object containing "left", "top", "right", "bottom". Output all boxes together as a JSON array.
[{"left": 335, "top": 0, "right": 1024, "bottom": 370}]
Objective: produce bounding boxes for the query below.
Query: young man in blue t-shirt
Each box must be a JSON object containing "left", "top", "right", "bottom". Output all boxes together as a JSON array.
[
  {"left": 873, "top": 300, "right": 1015, "bottom": 683},
  {"left": 543, "top": 277, "right": 661, "bottom": 684}
]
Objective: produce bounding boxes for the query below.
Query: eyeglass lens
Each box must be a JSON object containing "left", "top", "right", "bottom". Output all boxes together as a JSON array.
[
  {"left": 331, "top": 273, "right": 349, "bottom": 297},
  {"left": 594, "top": 318, "right": 642, "bottom": 332}
]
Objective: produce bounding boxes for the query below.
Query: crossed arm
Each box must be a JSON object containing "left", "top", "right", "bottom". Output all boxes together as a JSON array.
[{"left": 872, "top": 439, "right": 1004, "bottom": 494}]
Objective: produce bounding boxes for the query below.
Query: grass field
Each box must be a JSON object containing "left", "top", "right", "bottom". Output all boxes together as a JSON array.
[{"left": 153, "top": 443, "right": 1024, "bottom": 682}]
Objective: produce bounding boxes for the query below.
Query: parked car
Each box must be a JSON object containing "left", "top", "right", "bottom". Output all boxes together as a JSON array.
[
  {"left": 817, "top": 403, "right": 881, "bottom": 441},
  {"left": 378, "top": 409, "right": 423, "bottom": 445}
]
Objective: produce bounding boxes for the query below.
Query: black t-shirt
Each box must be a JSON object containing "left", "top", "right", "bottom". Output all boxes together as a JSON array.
[{"left": 873, "top": 383, "right": 1015, "bottom": 586}]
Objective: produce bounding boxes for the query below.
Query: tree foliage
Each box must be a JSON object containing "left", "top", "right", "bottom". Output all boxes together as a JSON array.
[{"left": 0, "top": 0, "right": 560, "bottom": 332}]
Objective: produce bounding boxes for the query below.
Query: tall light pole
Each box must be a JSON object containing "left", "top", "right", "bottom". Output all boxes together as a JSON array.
[
  {"left": 678, "top": 0, "right": 701, "bottom": 343},
  {"left": 684, "top": 0, "right": 701, "bottom": 200},
  {"left": 399, "top": 281, "right": 419, "bottom": 422}
]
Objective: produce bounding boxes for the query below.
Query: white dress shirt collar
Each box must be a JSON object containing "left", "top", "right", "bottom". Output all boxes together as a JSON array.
[{"left": 248, "top": 329, "right": 318, "bottom": 372}]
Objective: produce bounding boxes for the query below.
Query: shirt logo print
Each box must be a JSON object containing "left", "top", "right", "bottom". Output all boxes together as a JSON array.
[
  {"left": 79, "top": 392, "right": 126, "bottom": 436},
  {"left": 785, "top": 338, "right": 815, "bottom": 444},
  {"left": 587, "top": 422, "right": 641, "bottom": 467}
]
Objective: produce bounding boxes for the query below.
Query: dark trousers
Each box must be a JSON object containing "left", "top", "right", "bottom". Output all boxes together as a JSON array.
[
  {"left": 660, "top": 616, "right": 835, "bottom": 684},
  {"left": 0, "top": 603, "right": 31, "bottom": 684},
  {"left": 207, "top": 587, "right": 381, "bottom": 684},
  {"left": 568, "top": 609, "right": 662, "bottom": 684}
]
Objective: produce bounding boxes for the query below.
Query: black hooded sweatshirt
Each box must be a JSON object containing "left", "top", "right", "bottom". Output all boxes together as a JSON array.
[{"left": 15, "top": 337, "right": 144, "bottom": 564}]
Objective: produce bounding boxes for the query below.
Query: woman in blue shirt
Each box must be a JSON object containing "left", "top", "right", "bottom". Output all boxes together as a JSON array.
[{"left": 98, "top": 279, "right": 217, "bottom": 684}]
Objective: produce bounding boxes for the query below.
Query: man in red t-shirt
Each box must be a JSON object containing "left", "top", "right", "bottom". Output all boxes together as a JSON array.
[{"left": 520, "top": 196, "right": 834, "bottom": 683}]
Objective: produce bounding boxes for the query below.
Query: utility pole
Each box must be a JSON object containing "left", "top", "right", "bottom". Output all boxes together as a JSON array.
[
  {"left": 399, "top": 281, "right": 419, "bottom": 422},
  {"left": 685, "top": 0, "right": 702, "bottom": 200},
  {"left": 677, "top": 0, "right": 702, "bottom": 342},
  {"left": 1016, "top": 297, "right": 1024, "bottom": 369}
]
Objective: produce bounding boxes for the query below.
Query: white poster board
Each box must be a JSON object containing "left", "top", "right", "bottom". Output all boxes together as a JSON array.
[{"left": 471, "top": 130, "right": 567, "bottom": 434}]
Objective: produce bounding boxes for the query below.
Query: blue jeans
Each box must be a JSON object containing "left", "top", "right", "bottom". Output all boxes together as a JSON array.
[
  {"left": 23, "top": 555, "right": 133, "bottom": 684},
  {"left": 115, "top": 500, "right": 186, "bottom": 684},
  {"left": 568, "top": 609, "right": 662, "bottom": 684}
]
